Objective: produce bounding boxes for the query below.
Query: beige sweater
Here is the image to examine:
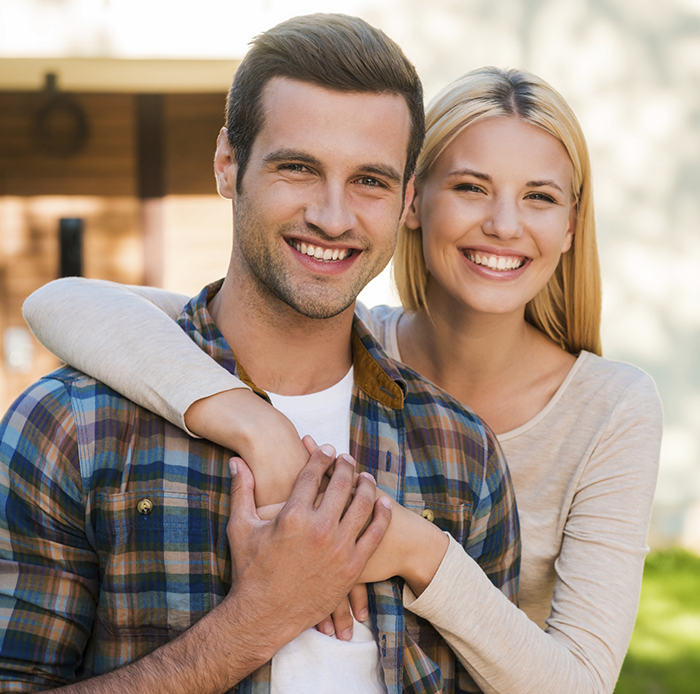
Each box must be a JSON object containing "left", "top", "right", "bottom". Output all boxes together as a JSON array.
[{"left": 23, "top": 279, "right": 663, "bottom": 694}]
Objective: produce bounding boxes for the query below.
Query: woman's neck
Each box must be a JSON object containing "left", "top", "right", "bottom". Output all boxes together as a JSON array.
[{"left": 398, "top": 291, "right": 576, "bottom": 435}]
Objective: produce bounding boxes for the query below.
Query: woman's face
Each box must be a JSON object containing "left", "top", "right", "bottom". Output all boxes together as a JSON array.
[{"left": 407, "top": 116, "right": 576, "bottom": 318}]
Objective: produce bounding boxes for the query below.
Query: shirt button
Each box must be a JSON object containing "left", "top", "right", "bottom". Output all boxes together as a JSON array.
[
  {"left": 137, "top": 498, "right": 154, "bottom": 515},
  {"left": 421, "top": 509, "right": 435, "bottom": 523}
]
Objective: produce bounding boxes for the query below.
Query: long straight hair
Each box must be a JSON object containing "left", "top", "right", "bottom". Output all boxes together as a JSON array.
[{"left": 394, "top": 67, "right": 602, "bottom": 356}]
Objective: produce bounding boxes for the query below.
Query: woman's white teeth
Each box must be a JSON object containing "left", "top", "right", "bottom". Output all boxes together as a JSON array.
[
  {"left": 468, "top": 253, "right": 524, "bottom": 270},
  {"left": 295, "top": 241, "right": 348, "bottom": 261}
]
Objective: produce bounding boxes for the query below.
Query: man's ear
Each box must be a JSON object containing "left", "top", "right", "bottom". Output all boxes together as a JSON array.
[
  {"left": 214, "top": 128, "right": 237, "bottom": 199},
  {"left": 404, "top": 183, "right": 421, "bottom": 230},
  {"left": 398, "top": 175, "right": 416, "bottom": 227}
]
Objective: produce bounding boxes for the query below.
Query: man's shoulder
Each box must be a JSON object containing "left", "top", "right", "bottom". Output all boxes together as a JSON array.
[
  {"left": 352, "top": 313, "right": 491, "bottom": 443},
  {"left": 2, "top": 365, "right": 163, "bottom": 436},
  {"left": 393, "top": 358, "right": 488, "bottom": 436}
]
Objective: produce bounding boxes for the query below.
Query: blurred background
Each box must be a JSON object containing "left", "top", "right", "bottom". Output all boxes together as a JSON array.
[
  {"left": 1, "top": 0, "right": 699, "bottom": 689},
  {"left": 1, "top": 0, "right": 699, "bottom": 542}
]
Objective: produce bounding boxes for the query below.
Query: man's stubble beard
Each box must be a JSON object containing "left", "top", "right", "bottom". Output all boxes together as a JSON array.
[{"left": 234, "top": 196, "right": 396, "bottom": 320}]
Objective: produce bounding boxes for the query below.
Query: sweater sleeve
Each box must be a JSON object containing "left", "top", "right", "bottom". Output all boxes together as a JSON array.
[
  {"left": 22, "top": 278, "right": 249, "bottom": 434},
  {"left": 404, "top": 371, "right": 662, "bottom": 694}
]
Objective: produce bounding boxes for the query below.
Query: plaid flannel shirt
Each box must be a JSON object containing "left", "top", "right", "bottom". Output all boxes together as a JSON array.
[{"left": 0, "top": 281, "right": 519, "bottom": 693}]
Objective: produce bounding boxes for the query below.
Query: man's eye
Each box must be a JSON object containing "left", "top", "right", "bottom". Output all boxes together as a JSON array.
[
  {"left": 454, "top": 183, "right": 483, "bottom": 193},
  {"left": 358, "top": 177, "right": 383, "bottom": 187},
  {"left": 280, "top": 163, "right": 309, "bottom": 173}
]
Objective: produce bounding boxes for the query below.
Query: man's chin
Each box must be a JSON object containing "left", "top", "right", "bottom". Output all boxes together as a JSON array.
[{"left": 286, "top": 297, "right": 356, "bottom": 320}]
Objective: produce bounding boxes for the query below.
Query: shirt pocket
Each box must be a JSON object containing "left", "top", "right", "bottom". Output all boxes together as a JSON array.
[
  {"left": 402, "top": 497, "right": 472, "bottom": 546},
  {"left": 93, "top": 490, "right": 213, "bottom": 637}
]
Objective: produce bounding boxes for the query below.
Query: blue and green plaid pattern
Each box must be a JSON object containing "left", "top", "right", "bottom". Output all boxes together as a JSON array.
[{"left": 0, "top": 281, "right": 519, "bottom": 692}]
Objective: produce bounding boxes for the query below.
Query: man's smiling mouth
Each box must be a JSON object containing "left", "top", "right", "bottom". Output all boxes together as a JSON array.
[
  {"left": 289, "top": 240, "right": 355, "bottom": 262},
  {"left": 464, "top": 252, "right": 526, "bottom": 271}
]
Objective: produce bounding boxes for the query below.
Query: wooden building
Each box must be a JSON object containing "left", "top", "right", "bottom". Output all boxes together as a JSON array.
[{"left": 0, "top": 58, "right": 238, "bottom": 412}]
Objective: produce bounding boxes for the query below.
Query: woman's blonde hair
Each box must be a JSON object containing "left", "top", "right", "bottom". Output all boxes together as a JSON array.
[{"left": 394, "top": 66, "right": 602, "bottom": 356}]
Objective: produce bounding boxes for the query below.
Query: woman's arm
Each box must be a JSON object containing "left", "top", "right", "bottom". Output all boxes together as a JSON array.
[
  {"left": 23, "top": 278, "right": 238, "bottom": 430},
  {"left": 403, "top": 372, "right": 663, "bottom": 694},
  {"left": 23, "top": 278, "right": 309, "bottom": 505}
]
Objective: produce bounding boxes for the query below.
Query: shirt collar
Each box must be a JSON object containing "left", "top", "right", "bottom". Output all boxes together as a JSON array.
[{"left": 177, "top": 280, "right": 405, "bottom": 410}]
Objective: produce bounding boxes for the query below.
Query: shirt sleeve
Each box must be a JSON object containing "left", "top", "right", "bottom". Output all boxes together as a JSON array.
[
  {"left": 0, "top": 378, "right": 98, "bottom": 690},
  {"left": 465, "top": 427, "right": 520, "bottom": 604},
  {"left": 404, "top": 373, "right": 662, "bottom": 694},
  {"left": 22, "top": 278, "right": 249, "bottom": 434}
]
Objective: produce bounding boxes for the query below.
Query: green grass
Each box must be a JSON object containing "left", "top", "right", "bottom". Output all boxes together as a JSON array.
[{"left": 615, "top": 548, "right": 700, "bottom": 694}]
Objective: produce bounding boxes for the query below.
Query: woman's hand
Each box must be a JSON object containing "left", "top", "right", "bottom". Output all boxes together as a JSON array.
[
  {"left": 357, "top": 497, "right": 449, "bottom": 597},
  {"left": 185, "top": 389, "right": 309, "bottom": 507},
  {"left": 315, "top": 584, "right": 369, "bottom": 641}
]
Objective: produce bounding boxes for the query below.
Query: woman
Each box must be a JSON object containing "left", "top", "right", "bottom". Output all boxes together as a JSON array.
[{"left": 24, "top": 67, "right": 662, "bottom": 693}]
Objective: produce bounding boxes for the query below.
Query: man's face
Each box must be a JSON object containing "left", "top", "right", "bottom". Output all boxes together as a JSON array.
[{"left": 217, "top": 77, "right": 413, "bottom": 320}]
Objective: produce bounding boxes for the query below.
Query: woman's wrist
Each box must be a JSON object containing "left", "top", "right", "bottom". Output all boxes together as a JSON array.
[
  {"left": 395, "top": 504, "right": 450, "bottom": 597},
  {"left": 185, "top": 389, "right": 308, "bottom": 506}
]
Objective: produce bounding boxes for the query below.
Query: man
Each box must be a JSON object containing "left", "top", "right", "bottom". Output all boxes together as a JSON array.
[{"left": 0, "top": 14, "right": 519, "bottom": 694}]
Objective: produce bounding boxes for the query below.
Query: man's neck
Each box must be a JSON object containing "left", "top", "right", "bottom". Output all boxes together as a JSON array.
[{"left": 209, "top": 271, "right": 354, "bottom": 397}]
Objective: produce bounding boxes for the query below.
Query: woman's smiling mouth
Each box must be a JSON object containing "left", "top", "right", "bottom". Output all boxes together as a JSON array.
[{"left": 464, "top": 252, "right": 527, "bottom": 271}]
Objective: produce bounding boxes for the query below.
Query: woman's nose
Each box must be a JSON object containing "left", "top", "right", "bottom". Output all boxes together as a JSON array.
[{"left": 482, "top": 198, "right": 522, "bottom": 240}]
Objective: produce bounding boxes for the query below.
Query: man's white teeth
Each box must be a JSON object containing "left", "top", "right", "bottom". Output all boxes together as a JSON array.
[
  {"left": 468, "top": 253, "right": 525, "bottom": 271},
  {"left": 293, "top": 241, "right": 349, "bottom": 261}
]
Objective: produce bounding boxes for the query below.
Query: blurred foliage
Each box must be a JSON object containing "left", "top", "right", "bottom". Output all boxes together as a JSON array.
[{"left": 615, "top": 548, "right": 700, "bottom": 694}]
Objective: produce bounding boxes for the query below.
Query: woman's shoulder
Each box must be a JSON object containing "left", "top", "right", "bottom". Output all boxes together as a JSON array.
[
  {"left": 576, "top": 351, "right": 659, "bottom": 394},
  {"left": 571, "top": 351, "right": 663, "bottom": 420}
]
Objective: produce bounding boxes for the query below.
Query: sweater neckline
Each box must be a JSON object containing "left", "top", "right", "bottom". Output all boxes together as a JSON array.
[
  {"left": 382, "top": 304, "right": 590, "bottom": 442},
  {"left": 497, "top": 351, "right": 590, "bottom": 442}
]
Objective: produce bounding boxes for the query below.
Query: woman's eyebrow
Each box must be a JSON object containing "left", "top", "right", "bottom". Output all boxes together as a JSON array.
[
  {"left": 527, "top": 179, "right": 565, "bottom": 193},
  {"left": 446, "top": 168, "right": 491, "bottom": 181}
]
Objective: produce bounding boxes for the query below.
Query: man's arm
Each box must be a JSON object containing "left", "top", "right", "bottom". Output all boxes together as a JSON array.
[{"left": 0, "top": 384, "right": 390, "bottom": 693}]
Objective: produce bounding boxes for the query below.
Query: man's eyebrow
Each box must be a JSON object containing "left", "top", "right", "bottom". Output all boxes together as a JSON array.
[
  {"left": 263, "top": 149, "right": 403, "bottom": 185},
  {"left": 262, "top": 149, "right": 321, "bottom": 167},
  {"left": 360, "top": 164, "right": 403, "bottom": 185}
]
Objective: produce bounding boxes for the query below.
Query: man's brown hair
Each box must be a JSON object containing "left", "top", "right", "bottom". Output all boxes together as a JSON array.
[{"left": 226, "top": 13, "right": 425, "bottom": 192}]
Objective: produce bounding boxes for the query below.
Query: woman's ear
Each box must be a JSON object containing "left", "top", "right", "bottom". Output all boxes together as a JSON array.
[
  {"left": 404, "top": 185, "right": 421, "bottom": 230},
  {"left": 561, "top": 202, "right": 577, "bottom": 253},
  {"left": 214, "top": 128, "right": 237, "bottom": 199}
]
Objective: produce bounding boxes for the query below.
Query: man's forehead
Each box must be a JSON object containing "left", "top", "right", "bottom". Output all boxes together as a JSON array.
[{"left": 255, "top": 77, "right": 412, "bottom": 171}]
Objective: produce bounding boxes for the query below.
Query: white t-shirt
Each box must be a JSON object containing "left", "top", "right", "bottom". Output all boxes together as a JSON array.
[{"left": 268, "top": 367, "right": 386, "bottom": 694}]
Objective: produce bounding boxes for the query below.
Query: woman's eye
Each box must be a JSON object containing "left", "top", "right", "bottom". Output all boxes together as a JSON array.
[{"left": 526, "top": 192, "right": 557, "bottom": 203}]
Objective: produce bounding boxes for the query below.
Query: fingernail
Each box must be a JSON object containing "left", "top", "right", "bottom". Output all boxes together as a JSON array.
[
  {"left": 358, "top": 608, "right": 369, "bottom": 621},
  {"left": 339, "top": 454, "right": 356, "bottom": 468},
  {"left": 229, "top": 458, "right": 238, "bottom": 476},
  {"left": 321, "top": 622, "right": 335, "bottom": 636},
  {"left": 320, "top": 444, "right": 335, "bottom": 457},
  {"left": 359, "top": 471, "right": 375, "bottom": 483},
  {"left": 380, "top": 497, "right": 392, "bottom": 509},
  {"left": 340, "top": 628, "right": 353, "bottom": 641}
]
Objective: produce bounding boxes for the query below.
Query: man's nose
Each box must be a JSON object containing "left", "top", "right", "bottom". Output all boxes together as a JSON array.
[
  {"left": 304, "top": 183, "right": 356, "bottom": 237},
  {"left": 482, "top": 198, "right": 522, "bottom": 240}
]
